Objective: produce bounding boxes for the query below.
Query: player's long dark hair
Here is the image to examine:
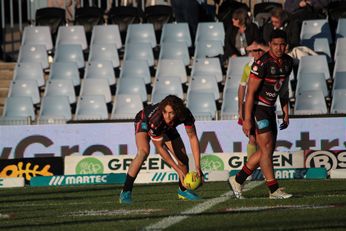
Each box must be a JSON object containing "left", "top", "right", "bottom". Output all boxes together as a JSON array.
[{"left": 159, "top": 95, "right": 187, "bottom": 121}]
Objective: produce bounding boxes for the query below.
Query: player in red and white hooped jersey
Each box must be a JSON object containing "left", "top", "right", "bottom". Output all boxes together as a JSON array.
[
  {"left": 120, "top": 95, "right": 203, "bottom": 204},
  {"left": 229, "top": 30, "right": 294, "bottom": 199}
]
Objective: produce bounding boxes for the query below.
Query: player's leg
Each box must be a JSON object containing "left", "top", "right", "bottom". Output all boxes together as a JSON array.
[
  {"left": 246, "top": 134, "right": 257, "bottom": 159},
  {"left": 165, "top": 134, "right": 200, "bottom": 201},
  {"left": 120, "top": 132, "right": 150, "bottom": 204}
]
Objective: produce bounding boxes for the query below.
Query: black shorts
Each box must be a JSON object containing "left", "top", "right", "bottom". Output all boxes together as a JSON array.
[
  {"left": 134, "top": 111, "right": 180, "bottom": 141},
  {"left": 253, "top": 104, "right": 277, "bottom": 136}
]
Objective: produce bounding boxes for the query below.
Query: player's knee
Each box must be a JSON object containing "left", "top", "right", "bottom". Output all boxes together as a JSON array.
[{"left": 137, "top": 148, "right": 149, "bottom": 161}]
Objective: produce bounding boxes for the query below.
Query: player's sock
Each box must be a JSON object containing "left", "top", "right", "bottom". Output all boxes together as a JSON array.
[
  {"left": 246, "top": 143, "right": 257, "bottom": 159},
  {"left": 179, "top": 180, "right": 187, "bottom": 191},
  {"left": 235, "top": 164, "right": 253, "bottom": 184},
  {"left": 266, "top": 179, "right": 279, "bottom": 193},
  {"left": 123, "top": 174, "right": 136, "bottom": 192}
]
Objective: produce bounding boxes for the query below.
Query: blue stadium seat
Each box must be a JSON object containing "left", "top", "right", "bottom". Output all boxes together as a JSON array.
[
  {"left": 0, "top": 96, "right": 35, "bottom": 124},
  {"left": 297, "top": 55, "right": 330, "bottom": 81},
  {"left": 313, "top": 38, "right": 331, "bottom": 63},
  {"left": 84, "top": 61, "right": 116, "bottom": 86},
  {"left": 44, "top": 79, "right": 76, "bottom": 104},
  {"left": 295, "top": 73, "right": 329, "bottom": 97},
  {"left": 49, "top": 62, "right": 80, "bottom": 87},
  {"left": 116, "top": 77, "right": 147, "bottom": 102},
  {"left": 125, "top": 23, "right": 157, "bottom": 48},
  {"left": 155, "top": 59, "right": 187, "bottom": 83},
  {"left": 91, "top": 24, "right": 122, "bottom": 49},
  {"left": 54, "top": 44, "right": 85, "bottom": 69},
  {"left": 75, "top": 95, "right": 109, "bottom": 120},
  {"left": 186, "top": 91, "right": 217, "bottom": 120},
  {"left": 159, "top": 42, "right": 190, "bottom": 66},
  {"left": 56, "top": 25, "right": 88, "bottom": 50},
  {"left": 8, "top": 79, "right": 40, "bottom": 105},
  {"left": 80, "top": 78, "right": 112, "bottom": 103},
  {"left": 188, "top": 75, "right": 220, "bottom": 100},
  {"left": 21, "top": 26, "right": 53, "bottom": 51},
  {"left": 195, "top": 22, "right": 225, "bottom": 46},
  {"left": 151, "top": 76, "right": 184, "bottom": 104},
  {"left": 194, "top": 40, "right": 224, "bottom": 59},
  {"left": 330, "top": 89, "right": 346, "bottom": 114},
  {"left": 336, "top": 18, "right": 346, "bottom": 38},
  {"left": 38, "top": 95, "right": 72, "bottom": 124},
  {"left": 120, "top": 60, "right": 151, "bottom": 84},
  {"left": 160, "top": 23, "right": 192, "bottom": 47},
  {"left": 191, "top": 58, "right": 223, "bottom": 83},
  {"left": 333, "top": 57, "right": 346, "bottom": 91},
  {"left": 111, "top": 94, "right": 143, "bottom": 120},
  {"left": 220, "top": 88, "right": 238, "bottom": 120},
  {"left": 294, "top": 90, "right": 328, "bottom": 115},
  {"left": 334, "top": 38, "right": 346, "bottom": 60},
  {"left": 18, "top": 44, "right": 49, "bottom": 69},
  {"left": 300, "top": 19, "right": 332, "bottom": 49},
  {"left": 124, "top": 43, "right": 154, "bottom": 66},
  {"left": 13, "top": 62, "right": 45, "bottom": 87},
  {"left": 88, "top": 43, "right": 120, "bottom": 68},
  {"left": 226, "top": 56, "right": 252, "bottom": 77}
]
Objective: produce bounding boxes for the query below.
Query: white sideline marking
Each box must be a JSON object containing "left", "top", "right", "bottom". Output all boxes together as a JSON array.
[{"left": 144, "top": 181, "right": 262, "bottom": 231}]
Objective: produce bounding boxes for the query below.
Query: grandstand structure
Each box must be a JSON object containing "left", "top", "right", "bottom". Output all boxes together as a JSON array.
[{"left": 1, "top": 0, "right": 346, "bottom": 125}]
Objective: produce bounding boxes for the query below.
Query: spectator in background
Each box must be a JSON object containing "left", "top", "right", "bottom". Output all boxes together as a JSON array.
[
  {"left": 48, "top": 0, "right": 80, "bottom": 22},
  {"left": 262, "top": 7, "right": 300, "bottom": 49},
  {"left": 284, "top": 0, "right": 329, "bottom": 15},
  {"left": 224, "top": 8, "right": 260, "bottom": 58},
  {"left": 171, "top": 0, "right": 200, "bottom": 43}
]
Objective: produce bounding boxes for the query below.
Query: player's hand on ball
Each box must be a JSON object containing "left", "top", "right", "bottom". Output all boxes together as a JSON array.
[{"left": 183, "top": 171, "right": 202, "bottom": 190}]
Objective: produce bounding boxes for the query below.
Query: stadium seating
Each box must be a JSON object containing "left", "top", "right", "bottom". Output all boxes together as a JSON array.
[
  {"left": 295, "top": 73, "right": 329, "bottom": 97},
  {"left": 116, "top": 77, "right": 147, "bottom": 102},
  {"left": 75, "top": 95, "right": 109, "bottom": 120},
  {"left": 160, "top": 23, "right": 192, "bottom": 47},
  {"left": 334, "top": 38, "right": 346, "bottom": 60},
  {"left": 220, "top": 88, "right": 238, "bottom": 120},
  {"left": 159, "top": 42, "right": 190, "bottom": 66},
  {"left": 187, "top": 91, "right": 217, "bottom": 120},
  {"left": 0, "top": 96, "right": 35, "bottom": 124},
  {"left": 84, "top": 61, "right": 116, "bottom": 86},
  {"left": 125, "top": 23, "right": 157, "bottom": 48},
  {"left": 330, "top": 89, "right": 346, "bottom": 114},
  {"left": 124, "top": 43, "right": 154, "bottom": 66},
  {"left": 194, "top": 40, "right": 224, "bottom": 59},
  {"left": 195, "top": 22, "right": 225, "bottom": 46},
  {"left": 21, "top": 26, "right": 53, "bottom": 51},
  {"left": 90, "top": 24, "right": 122, "bottom": 49},
  {"left": 80, "top": 78, "right": 112, "bottom": 103},
  {"left": 88, "top": 44, "right": 120, "bottom": 68},
  {"left": 300, "top": 19, "right": 332, "bottom": 49},
  {"left": 296, "top": 55, "right": 330, "bottom": 81},
  {"left": 313, "top": 38, "right": 331, "bottom": 62},
  {"left": 119, "top": 60, "right": 151, "bottom": 84},
  {"left": 18, "top": 44, "right": 49, "bottom": 69},
  {"left": 8, "top": 79, "right": 40, "bottom": 105},
  {"left": 49, "top": 62, "right": 81, "bottom": 87},
  {"left": 336, "top": 18, "right": 346, "bottom": 38},
  {"left": 155, "top": 59, "right": 187, "bottom": 83},
  {"left": 13, "top": 62, "right": 45, "bottom": 87},
  {"left": 44, "top": 79, "right": 77, "bottom": 104},
  {"left": 38, "top": 95, "right": 72, "bottom": 124},
  {"left": 151, "top": 76, "right": 184, "bottom": 104},
  {"left": 188, "top": 75, "right": 220, "bottom": 100},
  {"left": 111, "top": 94, "right": 143, "bottom": 120},
  {"left": 294, "top": 90, "right": 328, "bottom": 115},
  {"left": 226, "top": 56, "right": 252, "bottom": 77},
  {"left": 333, "top": 56, "right": 346, "bottom": 91},
  {"left": 55, "top": 25, "right": 88, "bottom": 50},
  {"left": 191, "top": 58, "right": 223, "bottom": 83},
  {"left": 54, "top": 44, "right": 85, "bottom": 69}
]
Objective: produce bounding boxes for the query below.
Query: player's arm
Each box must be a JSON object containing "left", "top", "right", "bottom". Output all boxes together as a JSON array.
[
  {"left": 243, "top": 76, "right": 262, "bottom": 136},
  {"left": 152, "top": 137, "right": 185, "bottom": 183},
  {"left": 185, "top": 125, "right": 203, "bottom": 178}
]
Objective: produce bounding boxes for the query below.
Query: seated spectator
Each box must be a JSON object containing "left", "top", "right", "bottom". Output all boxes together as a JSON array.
[
  {"left": 224, "top": 8, "right": 260, "bottom": 58},
  {"left": 262, "top": 7, "right": 300, "bottom": 49}
]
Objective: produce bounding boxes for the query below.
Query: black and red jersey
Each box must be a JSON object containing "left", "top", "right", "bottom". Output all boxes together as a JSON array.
[
  {"left": 134, "top": 103, "right": 195, "bottom": 141},
  {"left": 249, "top": 51, "right": 293, "bottom": 107}
]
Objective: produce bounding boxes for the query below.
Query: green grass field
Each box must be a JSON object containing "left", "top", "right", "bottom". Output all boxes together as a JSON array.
[{"left": 1, "top": 179, "right": 346, "bottom": 231}]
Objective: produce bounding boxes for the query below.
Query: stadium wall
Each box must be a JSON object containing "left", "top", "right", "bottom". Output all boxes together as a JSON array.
[{"left": 1, "top": 117, "right": 345, "bottom": 159}]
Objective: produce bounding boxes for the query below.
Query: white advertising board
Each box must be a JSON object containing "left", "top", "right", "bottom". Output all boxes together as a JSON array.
[{"left": 1, "top": 118, "right": 345, "bottom": 159}]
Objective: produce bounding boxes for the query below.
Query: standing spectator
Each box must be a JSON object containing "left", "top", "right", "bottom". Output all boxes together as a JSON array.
[
  {"left": 171, "top": 0, "right": 200, "bottom": 43},
  {"left": 224, "top": 8, "right": 260, "bottom": 58},
  {"left": 229, "top": 30, "right": 293, "bottom": 199}
]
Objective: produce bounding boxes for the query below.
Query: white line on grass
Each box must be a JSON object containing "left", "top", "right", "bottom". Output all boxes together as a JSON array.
[{"left": 143, "top": 181, "right": 263, "bottom": 231}]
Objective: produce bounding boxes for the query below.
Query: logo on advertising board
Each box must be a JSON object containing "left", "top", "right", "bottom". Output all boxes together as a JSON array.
[
  {"left": 151, "top": 172, "right": 178, "bottom": 182},
  {"left": 75, "top": 157, "right": 104, "bottom": 174},
  {"left": 305, "top": 150, "right": 346, "bottom": 172},
  {"left": 201, "top": 154, "right": 224, "bottom": 171},
  {"left": 0, "top": 157, "right": 64, "bottom": 184},
  {"left": 30, "top": 173, "right": 126, "bottom": 187}
]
